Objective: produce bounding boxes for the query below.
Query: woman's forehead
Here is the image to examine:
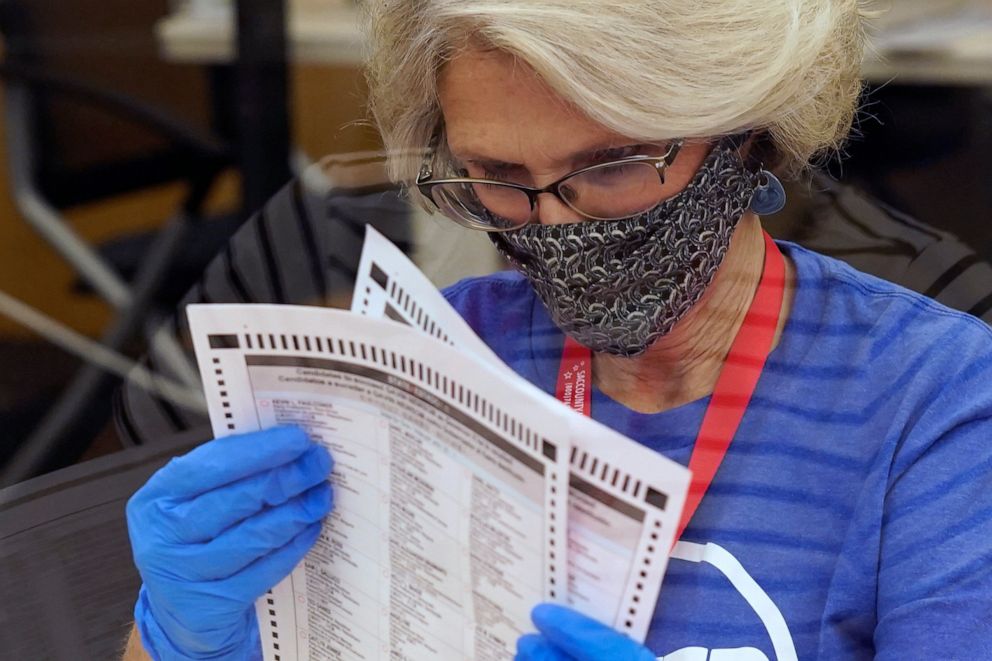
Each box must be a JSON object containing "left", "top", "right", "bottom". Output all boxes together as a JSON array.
[{"left": 438, "top": 50, "right": 634, "bottom": 168}]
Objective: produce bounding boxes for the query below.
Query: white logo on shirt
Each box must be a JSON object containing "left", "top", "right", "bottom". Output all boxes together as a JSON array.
[
  {"left": 661, "top": 647, "right": 769, "bottom": 661},
  {"left": 657, "top": 542, "right": 797, "bottom": 661}
]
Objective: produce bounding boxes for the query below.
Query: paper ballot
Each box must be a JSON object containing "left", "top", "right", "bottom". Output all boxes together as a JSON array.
[
  {"left": 189, "top": 306, "right": 569, "bottom": 660},
  {"left": 187, "top": 228, "right": 690, "bottom": 660},
  {"left": 352, "top": 227, "right": 691, "bottom": 639}
]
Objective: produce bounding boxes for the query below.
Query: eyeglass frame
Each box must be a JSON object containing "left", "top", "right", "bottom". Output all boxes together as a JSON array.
[{"left": 415, "top": 139, "right": 684, "bottom": 230}]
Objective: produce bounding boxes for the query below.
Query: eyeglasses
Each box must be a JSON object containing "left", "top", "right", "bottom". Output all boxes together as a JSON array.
[{"left": 416, "top": 140, "right": 683, "bottom": 232}]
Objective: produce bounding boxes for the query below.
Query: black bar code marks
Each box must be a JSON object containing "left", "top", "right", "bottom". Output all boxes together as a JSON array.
[
  {"left": 209, "top": 356, "right": 235, "bottom": 431},
  {"left": 370, "top": 262, "right": 389, "bottom": 289},
  {"left": 264, "top": 590, "right": 281, "bottom": 659},
  {"left": 208, "top": 334, "right": 240, "bottom": 349},
  {"left": 375, "top": 275, "right": 451, "bottom": 345},
  {"left": 568, "top": 446, "right": 661, "bottom": 504},
  {"left": 384, "top": 304, "right": 411, "bottom": 325},
  {"left": 645, "top": 487, "right": 668, "bottom": 511}
]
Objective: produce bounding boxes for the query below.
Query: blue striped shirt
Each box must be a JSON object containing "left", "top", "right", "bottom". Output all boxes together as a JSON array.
[{"left": 444, "top": 241, "right": 992, "bottom": 660}]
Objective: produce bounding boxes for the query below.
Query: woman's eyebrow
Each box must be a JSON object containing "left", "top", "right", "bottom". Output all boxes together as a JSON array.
[
  {"left": 462, "top": 156, "right": 524, "bottom": 170},
  {"left": 454, "top": 141, "right": 644, "bottom": 169}
]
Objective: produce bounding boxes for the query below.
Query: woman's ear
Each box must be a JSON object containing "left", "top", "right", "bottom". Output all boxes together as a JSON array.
[{"left": 740, "top": 131, "right": 782, "bottom": 174}]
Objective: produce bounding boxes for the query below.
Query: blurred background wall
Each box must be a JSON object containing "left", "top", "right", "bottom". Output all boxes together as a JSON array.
[
  {"left": 0, "top": 0, "right": 376, "bottom": 338},
  {"left": 0, "top": 0, "right": 383, "bottom": 473}
]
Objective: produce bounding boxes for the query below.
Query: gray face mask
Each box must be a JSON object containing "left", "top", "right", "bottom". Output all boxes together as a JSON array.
[{"left": 489, "top": 139, "right": 759, "bottom": 357}]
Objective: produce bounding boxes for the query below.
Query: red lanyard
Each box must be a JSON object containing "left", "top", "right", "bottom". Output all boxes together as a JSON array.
[{"left": 555, "top": 231, "right": 786, "bottom": 542}]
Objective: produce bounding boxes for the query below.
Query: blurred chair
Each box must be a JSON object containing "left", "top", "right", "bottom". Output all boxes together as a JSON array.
[
  {"left": 116, "top": 153, "right": 412, "bottom": 445},
  {"left": 115, "top": 152, "right": 506, "bottom": 447},
  {"left": 0, "top": 0, "right": 242, "bottom": 483},
  {"left": 771, "top": 173, "right": 992, "bottom": 324},
  {"left": 0, "top": 426, "right": 208, "bottom": 660},
  {"left": 831, "top": 84, "right": 992, "bottom": 260},
  {"left": 836, "top": 85, "right": 974, "bottom": 204}
]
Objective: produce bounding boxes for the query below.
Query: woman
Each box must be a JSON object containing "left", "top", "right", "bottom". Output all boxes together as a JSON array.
[{"left": 124, "top": 1, "right": 992, "bottom": 659}]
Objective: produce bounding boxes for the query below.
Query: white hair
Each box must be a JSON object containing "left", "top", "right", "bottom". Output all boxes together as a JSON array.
[{"left": 364, "top": 0, "right": 875, "bottom": 182}]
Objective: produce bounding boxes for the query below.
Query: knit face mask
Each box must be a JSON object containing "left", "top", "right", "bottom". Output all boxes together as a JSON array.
[{"left": 489, "top": 138, "right": 760, "bottom": 357}]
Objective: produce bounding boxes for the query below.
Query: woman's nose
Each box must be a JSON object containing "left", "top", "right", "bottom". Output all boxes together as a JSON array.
[{"left": 535, "top": 192, "right": 583, "bottom": 225}]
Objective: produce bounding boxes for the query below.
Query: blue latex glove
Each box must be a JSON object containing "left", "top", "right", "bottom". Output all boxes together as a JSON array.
[
  {"left": 516, "top": 604, "right": 657, "bottom": 661},
  {"left": 126, "top": 426, "right": 333, "bottom": 661}
]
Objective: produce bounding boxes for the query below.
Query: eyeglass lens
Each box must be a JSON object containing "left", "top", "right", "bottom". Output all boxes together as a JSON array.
[{"left": 429, "top": 160, "right": 666, "bottom": 229}]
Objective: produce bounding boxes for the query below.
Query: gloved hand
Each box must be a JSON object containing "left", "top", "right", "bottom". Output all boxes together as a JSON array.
[
  {"left": 516, "top": 604, "right": 657, "bottom": 661},
  {"left": 126, "top": 426, "right": 333, "bottom": 661}
]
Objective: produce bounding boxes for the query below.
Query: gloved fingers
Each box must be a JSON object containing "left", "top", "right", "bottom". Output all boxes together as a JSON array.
[
  {"left": 140, "top": 426, "right": 314, "bottom": 500},
  {"left": 531, "top": 604, "right": 656, "bottom": 661},
  {"left": 163, "top": 444, "right": 333, "bottom": 543},
  {"left": 210, "top": 519, "right": 324, "bottom": 605},
  {"left": 516, "top": 633, "right": 576, "bottom": 661},
  {"left": 182, "top": 482, "right": 333, "bottom": 580}
]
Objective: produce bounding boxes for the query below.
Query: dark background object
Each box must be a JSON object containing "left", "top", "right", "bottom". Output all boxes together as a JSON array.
[
  {"left": 830, "top": 83, "right": 992, "bottom": 259},
  {"left": 234, "top": 0, "right": 293, "bottom": 213},
  {"left": 0, "top": 0, "right": 300, "bottom": 483},
  {"left": 0, "top": 0, "right": 216, "bottom": 208},
  {"left": 0, "top": 0, "right": 238, "bottom": 484},
  {"left": 0, "top": 427, "right": 207, "bottom": 659}
]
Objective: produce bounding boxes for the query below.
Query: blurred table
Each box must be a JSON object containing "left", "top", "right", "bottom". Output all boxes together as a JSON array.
[
  {"left": 157, "top": 1, "right": 361, "bottom": 65},
  {"left": 157, "top": 0, "right": 992, "bottom": 86},
  {"left": 862, "top": 0, "right": 992, "bottom": 86}
]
